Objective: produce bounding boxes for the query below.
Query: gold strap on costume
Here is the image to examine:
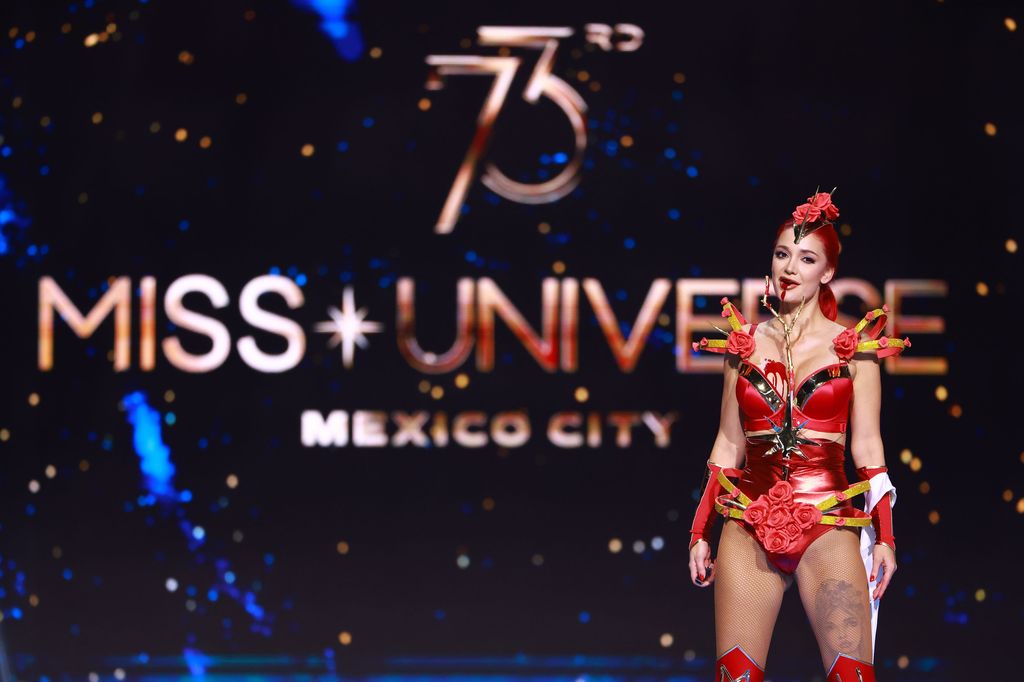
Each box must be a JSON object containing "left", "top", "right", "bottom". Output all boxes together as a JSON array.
[
  {"left": 716, "top": 469, "right": 753, "bottom": 506},
  {"left": 720, "top": 298, "right": 747, "bottom": 331},
  {"left": 711, "top": 503, "right": 871, "bottom": 527},
  {"left": 852, "top": 306, "right": 888, "bottom": 339},
  {"left": 712, "top": 474, "right": 873, "bottom": 528},
  {"left": 691, "top": 298, "right": 749, "bottom": 354},
  {"left": 851, "top": 305, "right": 912, "bottom": 358},
  {"left": 814, "top": 479, "right": 872, "bottom": 511},
  {"left": 856, "top": 336, "right": 910, "bottom": 355}
]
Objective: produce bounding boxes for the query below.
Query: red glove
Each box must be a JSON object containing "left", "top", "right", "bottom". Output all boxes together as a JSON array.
[
  {"left": 857, "top": 466, "right": 896, "bottom": 552},
  {"left": 689, "top": 461, "right": 736, "bottom": 549}
]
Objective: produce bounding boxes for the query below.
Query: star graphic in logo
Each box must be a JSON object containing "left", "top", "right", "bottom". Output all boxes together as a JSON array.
[{"left": 315, "top": 287, "right": 384, "bottom": 368}]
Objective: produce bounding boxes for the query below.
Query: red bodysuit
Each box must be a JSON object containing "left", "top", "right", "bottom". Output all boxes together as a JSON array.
[{"left": 692, "top": 298, "right": 910, "bottom": 574}]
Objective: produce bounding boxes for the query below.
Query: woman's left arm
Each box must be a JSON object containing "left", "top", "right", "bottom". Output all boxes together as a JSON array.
[{"left": 849, "top": 351, "right": 898, "bottom": 600}]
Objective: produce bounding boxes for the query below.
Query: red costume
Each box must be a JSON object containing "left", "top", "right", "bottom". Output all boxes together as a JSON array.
[{"left": 690, "top": 298, "right": 906, "bottom": 572}]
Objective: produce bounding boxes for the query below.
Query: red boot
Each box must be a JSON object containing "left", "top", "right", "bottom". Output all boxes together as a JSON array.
[
  {"left": 826, "top": 653, "right": 875, "bottom": 682},
  {"left": 716, "top": 645, "right": 764, "bottom": 682}
]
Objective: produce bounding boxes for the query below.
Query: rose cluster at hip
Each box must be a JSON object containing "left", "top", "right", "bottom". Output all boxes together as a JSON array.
[{"left": 741, "top": 480, "right": 823, "bottom": 553}]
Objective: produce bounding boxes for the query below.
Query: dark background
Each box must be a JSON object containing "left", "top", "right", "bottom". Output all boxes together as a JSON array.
[{"left": 0, "top": 0, "right": 1020, "bottom": 679}]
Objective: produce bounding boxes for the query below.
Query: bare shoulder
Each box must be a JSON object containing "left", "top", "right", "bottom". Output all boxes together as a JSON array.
[{"left": 825, "top": 319, "right": 848, "bottom": 336}]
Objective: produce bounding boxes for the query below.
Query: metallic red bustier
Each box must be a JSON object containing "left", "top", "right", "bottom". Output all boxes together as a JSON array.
[{"left": 737, "top": 359, "right": 853, "bottom": 433}]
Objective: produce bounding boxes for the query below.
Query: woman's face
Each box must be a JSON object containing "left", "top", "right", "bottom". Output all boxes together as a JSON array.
[
  {"left": 821, "top": 606, "right": 864, "bottom": 656},
  {"left": 771, "top": 229, "right": 834, "bottom": 302}
]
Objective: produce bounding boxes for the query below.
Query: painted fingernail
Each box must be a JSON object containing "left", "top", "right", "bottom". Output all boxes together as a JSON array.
[{"left": 870, "top": 574, "right": 875, "bottom": 581}]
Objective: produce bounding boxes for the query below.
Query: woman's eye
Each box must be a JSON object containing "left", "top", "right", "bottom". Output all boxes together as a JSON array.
[
  {"left": 803, "top": 257, "right": 816, "bottom": 264},
  {"left": 775, "top": 251, "right": 786, "bottom": 258}
]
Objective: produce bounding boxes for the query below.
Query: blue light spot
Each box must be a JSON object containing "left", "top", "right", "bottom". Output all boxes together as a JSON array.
[
  {"left": 63, "top": 568, "right": 73, "bottom": 580},
  {"left": 434, "top": 609, "right": 446, "bottom": 620},
  {"left": 671, "top": 90, "right": 684, "bottom": 101},
  {"left": 10, "top": 607, "right": 22, "bottom": 620},
  {"left": 624, "top": 237, "right": 636, "bottom": 249},
  {"left": 290, "top": 0, "right": 364, "bottom": 61},
  {"left": 552, "top": 151, "right": 568, "bottom": 164},
  {"left": 1, "top": 146, "right": 12, "bottom": 157},
  {"left": 295, "top": 273, "right": 307, "bottom": 286},
  {"left": 224, "top": 571, "right": 236, "bottom": 584},
  {"left": 578, "top": 611, "right": 591, "bottom": 623},
  {"left": 667, "top": 208, "right": 681, "bottom": 221},
  {"left": 465, "top": 250, "right": 477, "bottom": 263},
  {"left": 179, "top": 490, "right": 192, "bottom": 503},
  {"left": 198, "top": 438, "right": 209, "bottom": 449},
  {"left": 269, "top": 266, "right": 281, "bottom": 275},
  {"left": 208, "top": 589, "right": 219, "bottom": 601},
  {"left": 178, "top": 219, "right": 190, "bottom": 231},
  {"left": 39, "top": 165, "right": 50, "bottom": 176},
  {"left": 264, "top": 553, "right": 275, "bottom": 566},
  {"left": 165, "top": 412, "right": 176, "bottom": 425},
  {"left": 362, "top": 116, "right": 374, "bottom": 128},
  {"left": 123, "top": 391, "right": 176, "bottom": 497},
  {"left": 686, "top": 165, "right": 698, "bottom": 178},
  {"left": 337, "top": 140, "right": 349, "bottom": 152},
  {"left": 749, "top": 176, "right": 761, "bottom": 186},
  {"left": 192, "top": 526, "right": 205, "bottom": 540},
  {"left": 663, "top": 148, "right": 676, "bottom": 160}
]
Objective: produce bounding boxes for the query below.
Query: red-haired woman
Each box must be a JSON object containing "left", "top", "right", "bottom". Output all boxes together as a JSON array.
[{"left": 688, "top": 191, "right": 910, "bottom": 682}]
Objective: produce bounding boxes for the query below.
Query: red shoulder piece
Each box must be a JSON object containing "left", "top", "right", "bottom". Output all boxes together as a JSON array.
[
  {"left": 832, "top": 304, "right": 911, "bottom": 360},
  {"left": 691, "top": 297, "right": 755, "bottom": 358}
]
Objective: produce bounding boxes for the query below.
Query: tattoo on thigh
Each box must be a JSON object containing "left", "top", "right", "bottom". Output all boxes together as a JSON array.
[{"left": 815, "top": 579, "right": 866, "bottom": 658}]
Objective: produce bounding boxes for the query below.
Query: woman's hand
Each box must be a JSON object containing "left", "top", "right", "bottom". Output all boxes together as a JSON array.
[
  {"left": 869, "top": 543, "right": 896, "bottom": 600},
  {"left": 688, "top": 539, "right": 716, "bottom": 587}
]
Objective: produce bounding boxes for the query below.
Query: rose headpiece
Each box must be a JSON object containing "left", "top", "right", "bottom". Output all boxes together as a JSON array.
[{"left": 791, "top": 187, "right": 839, "bottom": 244}]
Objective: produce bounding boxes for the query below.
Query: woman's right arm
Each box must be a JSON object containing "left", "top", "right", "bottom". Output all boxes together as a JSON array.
[
  {"left": 688, "top": 353, "right": 747, "bottom": 587},
  {"left": 708, "top": 354, "right": 748, "bottom": 469}
]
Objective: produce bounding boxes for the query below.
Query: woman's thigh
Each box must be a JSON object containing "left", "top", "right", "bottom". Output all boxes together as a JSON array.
[
  {"left": 714, "top": 520, "right": 789, "bottom": 667},
  {"left": 793, "top": 527, "right": 873, "bottom": 669}
]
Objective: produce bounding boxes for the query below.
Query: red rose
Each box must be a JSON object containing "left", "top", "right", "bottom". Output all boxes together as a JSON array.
[
  {"left": 807, "top": 192, "right": 840, "bottom": 221},
  {"left": 726, "top": 330, "right": 755, "bottom": 358},
  {"left": 832, "top": 327, "right": 859, "bottom": 360},
  {"left": 792, "top": 202, "right": 821, "bottom": 225},
  {"left": 762, "top": 528, "right": 793, "bottom": 553},
  {"left": 766, "top": 505, "right": 793, "bottom": 529},
  {"left": 766, "top": 480, "right": 794, "bottom": 505},
  {"left": 783, "top": 522, "right": 803, "bottom": 541},
  {"left": 742, "top": 498, "right": 770, "bottom": 526},
  {"left": 792, "top": 504, "right": 823, "bottom": 529}
]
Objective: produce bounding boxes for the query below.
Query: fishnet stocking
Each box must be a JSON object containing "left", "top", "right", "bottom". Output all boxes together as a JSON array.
[
  {"left": 794, "top": 527, "right": 873, "bottom": 671},
  {"left": 714, "top": 520, "right": 789, "bottom": 668}
]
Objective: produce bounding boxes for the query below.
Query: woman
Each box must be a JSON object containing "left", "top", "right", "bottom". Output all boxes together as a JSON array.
[{"left": 687, "top": 190, "right": 909, "bottom": 682}]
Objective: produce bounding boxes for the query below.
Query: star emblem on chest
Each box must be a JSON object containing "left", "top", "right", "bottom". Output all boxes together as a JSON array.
[{"left": 748, "top": 392, "right": 820, "bottom": 461}]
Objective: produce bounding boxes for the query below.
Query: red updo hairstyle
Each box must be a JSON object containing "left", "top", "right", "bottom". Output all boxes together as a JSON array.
[{"left": 774, "top": 221, "right": 841, "bottom": 321}]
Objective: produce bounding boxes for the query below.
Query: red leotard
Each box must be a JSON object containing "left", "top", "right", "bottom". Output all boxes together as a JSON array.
[{"left": 692, "top": 300, "right": 910, "bottom": 573}]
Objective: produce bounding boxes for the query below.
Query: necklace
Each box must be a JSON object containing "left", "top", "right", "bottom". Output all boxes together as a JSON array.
[{"left": 747, "top": 276, "right": 821, "bottom": 479}]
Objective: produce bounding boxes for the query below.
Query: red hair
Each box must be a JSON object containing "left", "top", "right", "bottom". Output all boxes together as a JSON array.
[{"left": 775, "top": 221, "right": 841, "bottom": 321}]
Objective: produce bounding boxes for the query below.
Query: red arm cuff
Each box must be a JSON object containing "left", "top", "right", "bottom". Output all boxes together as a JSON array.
[
  {"left": 856, "top": 466, "right": 896, "bottom": 551},
  {"left": 689, "top": 461, "right": 726, "bottom": 548}
]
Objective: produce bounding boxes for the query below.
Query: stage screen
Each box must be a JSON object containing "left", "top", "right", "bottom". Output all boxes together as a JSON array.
[{"left": 0, "top": 1, "right": 1019, "bottom": 680}]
